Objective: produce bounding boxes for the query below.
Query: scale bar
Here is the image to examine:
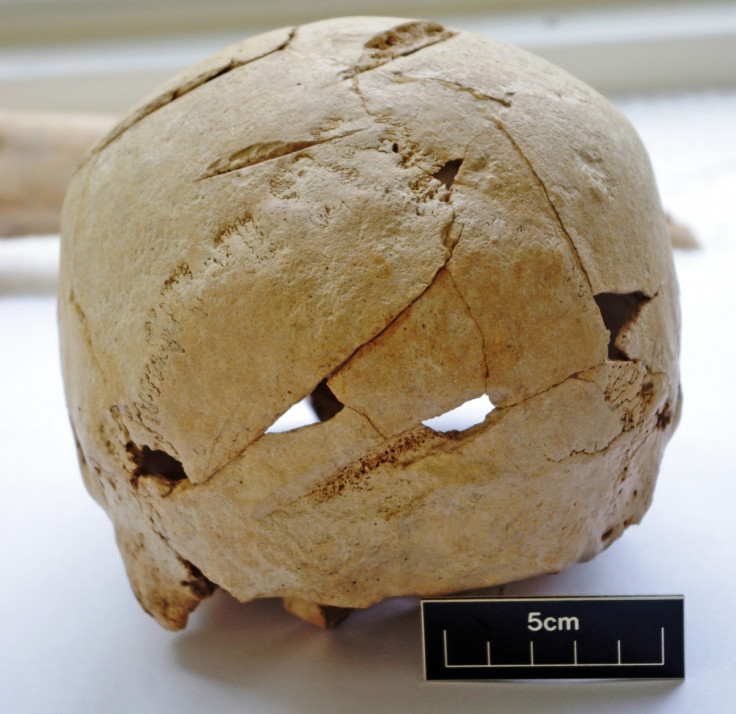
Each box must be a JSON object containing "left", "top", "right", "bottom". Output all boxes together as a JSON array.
[
  {"left": 423, "top": 596, "right": 684, "bottom": 680},
  {"left": 442, "top": 628, "right": 666, "bottom": 669}
]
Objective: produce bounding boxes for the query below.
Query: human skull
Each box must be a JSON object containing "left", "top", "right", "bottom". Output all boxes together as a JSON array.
[{"left": 59, "top": 17, "right": 681, "bottom": 629}]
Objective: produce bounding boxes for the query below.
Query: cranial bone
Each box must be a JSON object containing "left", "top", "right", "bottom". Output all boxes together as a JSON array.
[{"left": 59, "top": 17, "right": 681, "bottom": 629}]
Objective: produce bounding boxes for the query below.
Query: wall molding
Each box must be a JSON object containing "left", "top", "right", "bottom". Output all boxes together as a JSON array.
[
  {"left": 0, "top": 1, "right": 734, "bottom": 112},
  {"left": 0, "top": 0, "right": 653, "bottom": 46}
]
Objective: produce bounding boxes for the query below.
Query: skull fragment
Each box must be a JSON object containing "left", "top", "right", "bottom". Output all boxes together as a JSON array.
[{"left": 59, "top": 17, "right": 681, "bottom": 629}]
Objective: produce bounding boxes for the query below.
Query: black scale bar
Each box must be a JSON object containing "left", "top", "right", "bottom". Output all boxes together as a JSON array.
[{"left": 422, "top": 596, "right": 684, "bottom": 680}]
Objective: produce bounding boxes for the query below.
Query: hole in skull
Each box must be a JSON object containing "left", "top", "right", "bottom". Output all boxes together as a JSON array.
[
  {"left": 422, "top": 394, "right": 494, "bottom": 433},
  {"left": 127, "top": 442, "right": 187, "bottom": 482},
  {"left": 309, "top": 379, "right": 345, "bottom": 422},
  {"left": 265, "top": 399, "right": 320, "bottom": 433},
  {"left": 593, "top": 291, "right": 650, "bottom": 360},
  {"left": 265, "top": 380, "right": 344, "bottom": 434},
  {"left": 432, "top": 158, "right": 463, "bottom": 190}
]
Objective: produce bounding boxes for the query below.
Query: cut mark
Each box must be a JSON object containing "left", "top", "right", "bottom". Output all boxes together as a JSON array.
[
  {"left": 364, "top": 21, "right": 449, "bottom": 51},
  {"left": 265, "top": 380, "right": 344, "bottom": 434},
  {"left": 200, "top": 129, "right": 362, "bottom": 180},
  {"left": 432, "top": 158, "right": 463, "bottom": 190},
  {"left": 349, "top": 21, "right": 456, "bottom": 75},
  {"left": 422, "top": 394, "right": 494, "bottom": 433},
  {"left": 127, "top": 442, "right": 188, "bottom": 482},
  {"left": 389, "top": 75, "right": 512, "bottom": 108},
  {"left": 88, "top": 27, "right": 297, "bottom": 158},
  {"left": 594, "top": 291, "right": 650, "bottom": 360}
]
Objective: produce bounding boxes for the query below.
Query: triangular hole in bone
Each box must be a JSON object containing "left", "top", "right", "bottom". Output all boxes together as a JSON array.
[
  {"left": 432, "top": 158, "right": 463, "bottom": 190},
  {"left": 309, "top": 379, "right": 345, "bottom": 421},
  {"left": 265, "top": 380, "right": 344, "bottom": 434},
  {"left": 593, "top": 291, "right": 650, "bottom": 360},
  {"left": 422, "top": 394, "right": 494, "bottom": 433}
]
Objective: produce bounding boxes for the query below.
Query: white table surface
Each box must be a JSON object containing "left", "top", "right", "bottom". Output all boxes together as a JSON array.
[{"left": 2, "top": 88, "right": 735, "bottom": 713}]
